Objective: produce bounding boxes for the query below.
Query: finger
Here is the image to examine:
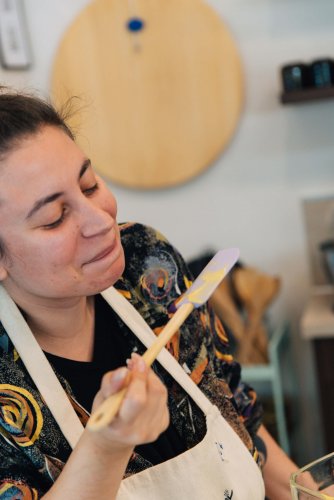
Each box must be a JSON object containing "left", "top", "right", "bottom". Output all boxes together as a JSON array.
[
  {"left": 119, "top": 357, "right": 149, "bottom": 423},
  {"left": 145, "top": 371, "right": 170, "bottom": 434},
  {"left": 125, "top": 366, "right": 169, "bottom": 438},
  {"left": 127, "top": 352, "right": 147, "bottom": 373},
  {"left": 147, "top": 369, "right": 168, "bottom": 402},
  {"left": 100, "top": 367, "right": 129, "bottom": 399}
]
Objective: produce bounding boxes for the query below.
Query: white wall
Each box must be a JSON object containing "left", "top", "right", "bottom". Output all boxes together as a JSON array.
[{"left": 2, "top": 0, "right": 334, "bottom": 463}]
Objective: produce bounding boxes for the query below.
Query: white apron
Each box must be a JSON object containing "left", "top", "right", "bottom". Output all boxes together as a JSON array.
[{"left": 0, "top": 285, "right": 265, "bottom": 499}]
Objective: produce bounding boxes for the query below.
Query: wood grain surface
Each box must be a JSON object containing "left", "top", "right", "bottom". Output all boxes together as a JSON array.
[{"left": 51, "top": 0, "right": 243, "bottom": 189}]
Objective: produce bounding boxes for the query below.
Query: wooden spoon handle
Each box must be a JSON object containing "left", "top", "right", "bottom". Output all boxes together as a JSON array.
[
  {"left": 87, "top": 387, "right": 127, "bottom": 431},
  {"left": 142, "top": 302, "right": 194, "bottom": 365},
  {"left": 87, "top": 302, "right": 194, "bottom": 431}
]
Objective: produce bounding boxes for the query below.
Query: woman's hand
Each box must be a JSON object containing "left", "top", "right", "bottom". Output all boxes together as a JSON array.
[
  {"left": 90, "top": 353, "right": 170, "bottom": 453},
  {"left": 43, "top": 354, "right": 168, "bottom": 500}
]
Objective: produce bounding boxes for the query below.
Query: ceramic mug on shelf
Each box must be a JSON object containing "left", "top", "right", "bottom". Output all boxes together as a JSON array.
[
  {"left": 310, "top": 59, "right": 334, "bottom": 89},
  {"left": 281, "top": 63, "right": 312, "bottom": 92}
]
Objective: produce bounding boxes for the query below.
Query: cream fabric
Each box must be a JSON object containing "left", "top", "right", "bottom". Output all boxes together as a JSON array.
[
  {"left": 105, "top": 287, "right": 265, "bottom": 500},
  {"left": 1, "top": 284, "right": 265, "bottom": 498},
  {"left": 118, "top": 405, "right": 264, "bottom": 500}
]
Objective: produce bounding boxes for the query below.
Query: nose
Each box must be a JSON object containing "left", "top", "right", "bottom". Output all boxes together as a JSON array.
[{"left": 79, "top": 201, "right": 114, "bottom": 239}]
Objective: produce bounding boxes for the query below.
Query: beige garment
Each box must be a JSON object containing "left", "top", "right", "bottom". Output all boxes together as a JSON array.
[
  {"left": 104, "top": 288, "right": 265, "bottom": 500},
  {"left": 118, "top": 405, "right": 264, "bottom": 500},
  {"left": 0, "top": 285, "right": 265, "bottom": 499}
]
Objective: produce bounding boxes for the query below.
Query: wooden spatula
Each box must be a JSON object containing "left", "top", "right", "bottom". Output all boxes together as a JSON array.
[{"left": 88, "top": 248, "right": 239, "bottom": 431}]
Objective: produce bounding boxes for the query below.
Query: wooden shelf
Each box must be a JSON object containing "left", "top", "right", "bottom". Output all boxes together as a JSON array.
[{"left": 281, "top": 87, "right": 334, "bottom": 104}]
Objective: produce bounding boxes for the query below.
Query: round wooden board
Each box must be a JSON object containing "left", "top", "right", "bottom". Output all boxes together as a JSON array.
[{"left": 51, "top": 0, "right": 243, "bottom": 189}]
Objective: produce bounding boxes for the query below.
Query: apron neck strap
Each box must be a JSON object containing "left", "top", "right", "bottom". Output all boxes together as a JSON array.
[
  {"left": 0, "top": 285, "right": 84, "bottom": 449},
  {"left": 101, "top": 287, "right": 213, "bottom": 415},
  {"left": 0, "top": 284, "right": 213, "bottom": 450}
]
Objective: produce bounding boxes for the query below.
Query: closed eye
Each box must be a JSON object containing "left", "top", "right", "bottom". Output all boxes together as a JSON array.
[
  {"left": 42, "top": 183, "right": 99, "bottom": 229},
  {"left": 83, "top": 182, "right": 99, "bottom": 196},
  {"left": 42, "top": 207, "right": 68, "bottom": 230}
]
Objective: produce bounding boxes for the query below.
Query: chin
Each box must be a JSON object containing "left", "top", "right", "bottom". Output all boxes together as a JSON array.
[{"left": 89, "top": 253, "right": 126, "bottom": 295}]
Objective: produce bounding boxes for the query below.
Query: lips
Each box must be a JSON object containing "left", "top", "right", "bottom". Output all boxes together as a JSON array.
[{"left": 85, "top": 242, "right": 116, "bottom": 265}]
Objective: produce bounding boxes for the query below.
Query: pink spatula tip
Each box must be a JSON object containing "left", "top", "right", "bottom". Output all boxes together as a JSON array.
[{"left": 171, "top": 248, "right": 240, "bottom": 311}]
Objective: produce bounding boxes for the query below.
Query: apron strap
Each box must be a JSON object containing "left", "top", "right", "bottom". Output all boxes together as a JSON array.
[
  {"left": 0, "top": 284, "right": 213, "bottom": 450},
  {"left": 101, "top": 287, "right": 213, "bottom": 415},
  {"left": 0, "top": 285, "right": 84, "bottom": 449}
]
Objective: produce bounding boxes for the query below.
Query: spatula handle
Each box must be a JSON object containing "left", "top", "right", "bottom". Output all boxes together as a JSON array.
[
  {"left": 142, "top": 302, "right": 194, "bottom": 365},
  {"left": 88, "top": 387, "right": 128, "bottom": 430},
  {"left": 88, "top": 302, "right": 194, "bottom": 431}
]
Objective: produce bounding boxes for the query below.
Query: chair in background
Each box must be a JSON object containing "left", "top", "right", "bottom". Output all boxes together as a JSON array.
[{"left": 242, "top": 321, "right": 291, "bottom": 454}]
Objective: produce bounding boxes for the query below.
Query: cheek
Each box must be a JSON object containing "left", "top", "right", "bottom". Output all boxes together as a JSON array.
[
  {"left": 2, "top": 235, "right": 31, "bottom": 268},
  {"left": 7, "top": 230, "right": 79, "bottom": 273},
  {"left": 42, "top": 240, "right": 76, "bottom": 269},
  {"left": 40, "top": 226, "right": 81, "bottom": 264}
]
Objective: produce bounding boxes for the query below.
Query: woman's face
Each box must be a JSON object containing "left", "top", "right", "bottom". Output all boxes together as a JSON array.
[{"left": 0, "top": 125, "right": 125, "bottom": 305}]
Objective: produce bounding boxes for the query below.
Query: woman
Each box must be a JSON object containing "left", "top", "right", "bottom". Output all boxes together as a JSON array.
[{"left": 0, "top": 88, "right": 296, "bottom": 499}]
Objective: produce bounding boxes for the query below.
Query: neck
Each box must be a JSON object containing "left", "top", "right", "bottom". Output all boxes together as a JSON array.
[{"left": 9, "top": 292, "right": 96, "bottom": 362}]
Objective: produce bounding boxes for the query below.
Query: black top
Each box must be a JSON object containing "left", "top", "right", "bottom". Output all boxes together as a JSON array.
[{"left": 45, "top": 294, "right": 186, "bottom": 465}]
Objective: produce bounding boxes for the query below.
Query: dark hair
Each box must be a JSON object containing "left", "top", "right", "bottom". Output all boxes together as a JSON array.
[
  {"left": 0, "top": 87, "right": 74, "bottom": 159},
  {"left": 0, "top": 87, "right": 75, "bottom": 259}
]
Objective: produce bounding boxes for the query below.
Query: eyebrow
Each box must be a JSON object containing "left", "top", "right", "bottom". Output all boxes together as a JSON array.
[{"left": 26, "top": 159, "right": 92, "bottom": 220}]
